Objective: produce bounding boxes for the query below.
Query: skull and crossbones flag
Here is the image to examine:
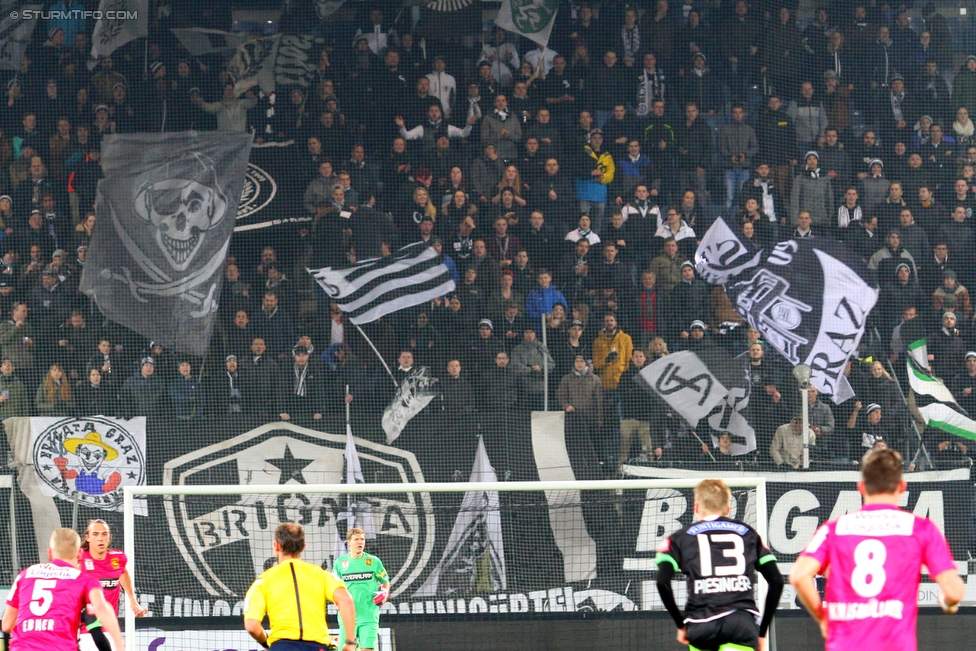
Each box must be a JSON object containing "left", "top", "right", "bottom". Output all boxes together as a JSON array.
[
  {"left": 695, "top": 218, "right": 878, "bottom": 403},
  {"left": 80, "top": 131, "right": 254, "bottom": 356},
  {"left": 636, "top": 348, "right": 757, "bottom": 455}
]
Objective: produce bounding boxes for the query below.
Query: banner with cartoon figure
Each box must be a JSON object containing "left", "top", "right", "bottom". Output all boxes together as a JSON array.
[{"left": 30, "top": 416, "right": 147, "bottom": 513}]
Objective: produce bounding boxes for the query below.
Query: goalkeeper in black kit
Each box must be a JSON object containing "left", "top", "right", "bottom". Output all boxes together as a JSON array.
[{"left": 655, "top": 479, "right": 784, "bottom": 651}]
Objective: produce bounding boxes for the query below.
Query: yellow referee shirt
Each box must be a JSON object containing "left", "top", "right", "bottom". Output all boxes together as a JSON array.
[{"left": 244, "top": 558, "right": 347, "bottom": 646}]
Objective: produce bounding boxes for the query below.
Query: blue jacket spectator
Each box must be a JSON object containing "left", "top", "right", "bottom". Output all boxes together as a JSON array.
[{"left": 526, "top": 270, "right": 569, "bottom": 319}]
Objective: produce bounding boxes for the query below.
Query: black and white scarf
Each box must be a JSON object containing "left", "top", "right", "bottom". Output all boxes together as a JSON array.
[
  {"left": 636, "top": 68, "right": 665, "bottom": 116},
  {"left": 494, "top": 108, "right": 509, "bottom": 121},
  {"left": 621, "top": 26, "right": 640, "bottom": 58},
  {"left": 293, "top": 363, "right": 310, "bottom": 396}
]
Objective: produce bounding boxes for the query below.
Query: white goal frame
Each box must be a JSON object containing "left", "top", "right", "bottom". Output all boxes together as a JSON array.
[{"left": 123, "top": 478, "right": 768, "bottom": 650}]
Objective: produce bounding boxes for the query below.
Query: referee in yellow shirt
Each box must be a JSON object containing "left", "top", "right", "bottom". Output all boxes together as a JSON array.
[{"left": 244, "top": 523, "right": 358, "bottom": 651}]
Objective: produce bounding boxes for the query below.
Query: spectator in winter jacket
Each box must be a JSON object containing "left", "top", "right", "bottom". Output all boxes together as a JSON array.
[
  {"left": 591, "top": 313, "right": 633, "bottom": 390},
  {"left": 617, "top": 349, "right": 656, "bottom": 470},
  {"left": 675, "top": 103, "right": 713, "bottom": 204},
  {"left": 787, "top": 82, "right": 828, "bottom": 154},
  {"left": 858, "top": 159, "right": 890, "bottom": 213},
  {"left": 557, "top": 354, "right": 603, "bottom": 417},
  {"left": 819, "top": 128, "right": 852, "bottom": 201},
  {"left": 169, "top": 361, "right": 205, "bottom": 420},
  {"left": 953, "top": 56, "right": 976, "bottom": 120},
  {"left": 755, "top": 95, "right": 797, "bottom": 203},
  {"left": 869, "top": 230, "right": 918, "bottom": 285},
  {"left": 649, "top": 238, "right": 686, "bottom": 292},
  {"left": 120, "top": 357, "right": 166, "bottom": 417},
  {"left": 510, "top": 327, "right": 554, "bottom": 410},
  {"left": 790, "top": 151, "right": 834, "bottom": 226},
  {"left": 574, "top": 130, "right": 615, "bottom": 233},
  {"left": 481, "top": 95, "right": 522, "bottom": 160},
  {"left": 0, "top": 357, "right": 29, "bottom": 418},
  {"left": 525, "top": 269, "right": 568, "bottom": 319},
  {"left": 682, "top": 53, "right": 722, "bottom": 115},
  {"left": 932, "top": 269, "right": 973, "bottom": 321},
  {"left": 193, "top": 83, "right": 258, "bottom": 132},
  {"left": 718, "top": 105, "right": 759, "bottom": 209}
]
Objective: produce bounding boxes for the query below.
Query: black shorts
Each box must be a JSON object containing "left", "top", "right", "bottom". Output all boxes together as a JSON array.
[
  {"left": 686, "top": 610, "right": 760, "bottom": 651},
  {"left": 269, "top": 639, "right": 334, "bottom": 651}
]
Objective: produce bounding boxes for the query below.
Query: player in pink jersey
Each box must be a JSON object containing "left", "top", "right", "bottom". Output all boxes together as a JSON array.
[
  {"left": 3, "top": 528, "right": 124, "bottom": 651},
  {"left": 789, "top": 448, "right": 964, "bottom": 651},
  {"left": 79, "top": 520, "right": 147, "bottom": 651}
]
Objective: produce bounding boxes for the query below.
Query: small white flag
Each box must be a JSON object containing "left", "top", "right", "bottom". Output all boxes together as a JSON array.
[
  {"left": 89, "top": 0, "right": 149, "bottom": 69},
  {"left": 413, "top": 436, "right": 506, "bottom": 596}
]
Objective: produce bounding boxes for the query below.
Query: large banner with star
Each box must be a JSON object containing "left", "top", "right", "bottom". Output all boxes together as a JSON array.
[{"left": 2, "top": 414, "right": 973, "bottom": 621}]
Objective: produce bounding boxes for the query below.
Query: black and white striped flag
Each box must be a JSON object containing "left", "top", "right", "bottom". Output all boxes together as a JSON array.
[{"left": 308, "top": 243, "right": 456, "bottom": 324}]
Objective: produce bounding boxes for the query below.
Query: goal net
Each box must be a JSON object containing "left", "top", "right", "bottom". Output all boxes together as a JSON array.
[{"left": 123, "top": 477, "right": 768, "bottom": 651}]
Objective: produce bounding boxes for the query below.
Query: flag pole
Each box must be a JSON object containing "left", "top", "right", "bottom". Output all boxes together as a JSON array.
[
  {"left": 345, "top": 383, "right": 351, "bottom": 427},
  {"left": 354, "top": 323, "right": 398, "bottom": 387}
]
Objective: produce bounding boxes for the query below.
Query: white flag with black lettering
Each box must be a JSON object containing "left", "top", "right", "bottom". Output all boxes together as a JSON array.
[
  {"left": 696, "top": 218, "right": 877, "bottom": 403},
  {"left": 0, "top": 2, "right": 41, "bottom": 71},
  {"left": 637, "top": 348, "right": 756, "bottom": 455},
  {"left": 413, "top": 436, "right": 506, "bottom": 596},
  {"left": 382, "top": 366, "right": 439, "bottom": 443},
  {"left": 89, "top": 0, "right": 148, "bottom": 68},
  {"left": 310, "top": 243, "right": 456, "bottom": 326}
]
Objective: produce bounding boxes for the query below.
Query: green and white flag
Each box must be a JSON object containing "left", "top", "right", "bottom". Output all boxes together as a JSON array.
[
  {"left": 907, "top": 361, "right": 976, "bottom": 440},
  {"left": 496, "top": 0, "right": 561, "bottom": 48}
]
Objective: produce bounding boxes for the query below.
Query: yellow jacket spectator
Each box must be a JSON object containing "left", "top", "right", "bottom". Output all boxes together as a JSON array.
[{"left": 591, "top": 313, "right": 633, "bottom": 390}]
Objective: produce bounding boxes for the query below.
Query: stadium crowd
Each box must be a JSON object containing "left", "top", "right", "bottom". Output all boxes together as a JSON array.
[{"left": 1, "top": 1, "right": 976, "bottom": 472}]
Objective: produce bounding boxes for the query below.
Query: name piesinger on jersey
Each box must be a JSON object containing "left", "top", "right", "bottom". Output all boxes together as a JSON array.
[{"left": 695, "top": 576, "right": 753, "bottom": 594}]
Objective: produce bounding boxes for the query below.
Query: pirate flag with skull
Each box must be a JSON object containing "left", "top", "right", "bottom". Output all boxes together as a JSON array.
[{"left": 80, "top": 131, "right": 253, "bottom": 355}]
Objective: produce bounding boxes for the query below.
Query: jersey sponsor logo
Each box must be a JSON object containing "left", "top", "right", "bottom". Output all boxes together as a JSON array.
[
  {"left": 342, "top": 572, "right": 374, "bottom": 581},
  {"left": 163, "top": 422, "right": 434, "bottom": 600},
  {"left": 31, "top": 417, "right": 147, "bottom": 511},
  {"left": 687, "top": 521, "right": 749, "bottom": 536},
  {"left": 835, "top": 509, "right": 915, "bottom": 537},
  {"left": 827, "top": 599, "right": 904, "bottom": 621},
  {"left": 100, "top": 579, "right": 120, "bottom": 589},
  {"left": 693, "top": 575, "right": 752, "bottom": 594}
]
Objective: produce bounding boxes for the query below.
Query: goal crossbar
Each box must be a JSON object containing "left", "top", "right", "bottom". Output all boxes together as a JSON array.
[{"left": 122, "top": 478, "right": 768, "bottom": 650}]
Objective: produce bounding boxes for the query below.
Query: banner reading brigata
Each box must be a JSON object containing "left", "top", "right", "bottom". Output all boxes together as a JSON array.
[{"left": 3, "top": 415, "right": 973, "bottom": 617}]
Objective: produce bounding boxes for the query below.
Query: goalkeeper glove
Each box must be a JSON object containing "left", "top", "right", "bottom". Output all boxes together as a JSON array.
[{"left": 373, "top": 587, "right": 390, "bottom": 606}]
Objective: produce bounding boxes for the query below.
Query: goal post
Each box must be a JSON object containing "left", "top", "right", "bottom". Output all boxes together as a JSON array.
[{"left": 123, "top": 477, "right": 769, "bottom": 651}]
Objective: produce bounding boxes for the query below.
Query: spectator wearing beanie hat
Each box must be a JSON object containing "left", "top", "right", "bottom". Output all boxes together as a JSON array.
[{"left": 791, "top": 150, "right": 834, "bottom": 227}]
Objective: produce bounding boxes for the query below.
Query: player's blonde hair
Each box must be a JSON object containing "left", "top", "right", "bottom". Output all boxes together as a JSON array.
[
  {"left": 50, "top": 527, "right": 81, "bottom": 560},
  {"left": 694, "top": 479, "right": 732, "bottom": 515},
  {"left": 347, "top": 527, "right": 366, "bottom": 541}
]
